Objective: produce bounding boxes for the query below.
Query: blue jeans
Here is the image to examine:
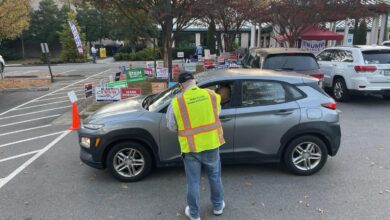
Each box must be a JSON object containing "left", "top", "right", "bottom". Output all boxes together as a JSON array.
[{"left": 183, "top": 148, "right": 224, "bottom": 219}]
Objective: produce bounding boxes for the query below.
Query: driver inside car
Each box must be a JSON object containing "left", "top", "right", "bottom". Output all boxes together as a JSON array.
[{"left": 215, "top": 84, "right": 231, "bottom": 108}]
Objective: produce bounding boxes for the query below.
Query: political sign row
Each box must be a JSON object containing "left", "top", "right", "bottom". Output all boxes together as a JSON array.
[{"left": 95, "top": 87, "right": 142, "bottom": 102}]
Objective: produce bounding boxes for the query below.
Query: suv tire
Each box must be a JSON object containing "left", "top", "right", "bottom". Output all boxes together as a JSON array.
[
  {"left": 107, "top": 141, "right": 152, "bottom": 182},
  {"left": 283, "top": 135, "right": 328, "bottom": 176},
  {"left": 332, "top": 78, "right": 350, "bottom": 102}
]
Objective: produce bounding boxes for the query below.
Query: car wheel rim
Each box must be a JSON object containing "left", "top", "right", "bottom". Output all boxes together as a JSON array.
[
  {"left": 291, "top": 142, "right": 322, "bottom": 171},
  {"left": 334, "top": 82, "right": 343, "bottom": 99},
  {"left": 113, "top": 148, "right": 145, "bottom": 178}
]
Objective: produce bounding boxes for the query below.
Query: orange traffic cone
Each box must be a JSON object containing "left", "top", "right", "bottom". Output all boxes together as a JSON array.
[{"left": 68, "top": 102, "right": 80, "bottom": 130}]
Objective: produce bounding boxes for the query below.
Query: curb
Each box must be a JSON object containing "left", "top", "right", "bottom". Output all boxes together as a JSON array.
[{"left": 0, "top": 87, "right": 50, "bottom": 93}]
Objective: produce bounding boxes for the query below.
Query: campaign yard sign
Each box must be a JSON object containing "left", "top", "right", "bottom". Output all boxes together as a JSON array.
[
  {"left": 151, "top": 82, "right": 167, "bottom": 94},
  {"left": 120, "top": 88, "right": 141, "bottom": 100},
  {"left": 156, "top": 68, "right": 169, "bottom": 79},
  {"left": 126, "top": 68, "right": 146, "bottom": 83},
  {"left": 107, "top": 80, "right": 127, "bottom": 88},
  {"left": 184, "top": 63, "right": 197, "bottom": 73},
  {"left": 172, "top": 64, "right": 180, "bottom": 79},
  {"left": 144, "top": 67, "right": 154, "bottom": 78},
  {"left": 84, "top": 83, "right": 93, "bottom": 98},
  {"left": 95, "top": 87, "right": 121, "bottom": 102}
]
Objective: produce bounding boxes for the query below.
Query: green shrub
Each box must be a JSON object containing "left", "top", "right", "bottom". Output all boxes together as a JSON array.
[
  {"left": 129, "top": 52, "right": 137, "bottom": 61},
  {"left": 113, "top": 53, "right": 122, "bottom": 61},
  {"left": 135, "top": 48, "right": 157, "bottom": 61},
  {"left": 122, "top": 53, "right": 130, "bottom": 60}
]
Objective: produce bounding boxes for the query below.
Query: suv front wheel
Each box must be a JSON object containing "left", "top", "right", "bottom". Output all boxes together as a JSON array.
[
  {"left": 283, "top": 135, "right": 328, "bottom": 175},
  {"left": 107, "top": 141, "right": 152, "bottom": 182},
  {"left": 332, "top": 78, "right": 350, "bottom": 102}
]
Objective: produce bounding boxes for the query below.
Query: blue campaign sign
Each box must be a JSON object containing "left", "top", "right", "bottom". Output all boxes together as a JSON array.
[{"left": 168, "top": 82, "right": 177, "bottom": 87}]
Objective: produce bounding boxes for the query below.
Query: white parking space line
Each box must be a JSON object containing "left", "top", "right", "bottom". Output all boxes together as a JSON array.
[
  {"left": 0, "top": 106, "right": 70, "bottom": 120},
  {"left": 13, "top": 100, "right": 70, "bottom": 110},
  {"left": 0, "top": 150, "right": 41, "bottom": 163},
  {"left": 0, "top": 130, "right": 71, "bottom": 189},
  {"left": 0, "top": 114, "right": 60, "bottom": 128},
  {"left": 32, "top": 96, "right": 69, "bottom": 102},
  {"left": 0, "top": 125, "right": 52, "bottom": 137},
  {"left": 0, "top": 68, "right": 111, "bottom": 117},
  {"left": 53, "top": 89, "right": 85, "bottom": 94},
  {"left": 0, "top": 131, "right": 65, "bottom": 148}
]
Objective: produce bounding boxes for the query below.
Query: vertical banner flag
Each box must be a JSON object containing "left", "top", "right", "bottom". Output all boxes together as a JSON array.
[{"left": 68, "top": 21, "right": 83, "bottom": 54}]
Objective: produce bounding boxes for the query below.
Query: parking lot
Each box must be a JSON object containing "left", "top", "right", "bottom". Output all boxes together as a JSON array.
[{"left": 0, "top": 71, "right": 389, "bottom": 220}]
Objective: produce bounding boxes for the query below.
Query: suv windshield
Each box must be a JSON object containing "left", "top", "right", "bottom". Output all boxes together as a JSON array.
[
  {"left": 145, "top": 84, "right": 181, "bottom": 111},
  {"left": 362, "top": 50, "right": 390, "bottom": 64},
  {"left": 263, "top": 54, "right": 319, "bottom": 71}
]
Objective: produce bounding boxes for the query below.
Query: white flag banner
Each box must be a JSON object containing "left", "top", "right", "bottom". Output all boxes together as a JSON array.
[
  {"left": 301, "top": 40, "right": 326, "bottom": 54},
  {"left": 68, "top": 21, "right": 84, "bottom": 54}
]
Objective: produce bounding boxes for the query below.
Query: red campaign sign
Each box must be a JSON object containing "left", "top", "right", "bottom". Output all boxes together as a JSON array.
[
  {"left": 204, "top": 59, "right": 215, "bottom": 69},
  {"left": 120, "top": 88, "right": 141, "bottom": 100},
  {"left": 84, "top": 83, "right": 93, "bottom": 98},
  {"left": 217, "top": 56, "right": 225, "bottom": 63},
  {"left": 229, "top": 52, "right": 238, "bottom": 61},
  {"left": 144, "top": 67, "right": 154, "bottom": 78},
  {"left": 172, "top": 64, "right": 180, "bottom": 79}
]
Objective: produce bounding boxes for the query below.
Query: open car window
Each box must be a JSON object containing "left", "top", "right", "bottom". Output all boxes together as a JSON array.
[{"left": 147, "top": 84, "right": 181, "bottom": 112}]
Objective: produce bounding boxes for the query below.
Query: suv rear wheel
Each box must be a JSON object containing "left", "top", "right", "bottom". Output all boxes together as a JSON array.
[
  {"left": 332, "top": 78, "right": 350, "bottom": 102},
  {"left": 283, "top": 135, "right": 328, "bottom": 175},
  {"left": 107, "top": 141, "right": 152, "bottom": 182}
]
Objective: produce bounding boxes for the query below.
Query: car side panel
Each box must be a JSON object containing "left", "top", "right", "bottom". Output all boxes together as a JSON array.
[{"left": 234, "top": 101, "right": 300, "bottom": 156}]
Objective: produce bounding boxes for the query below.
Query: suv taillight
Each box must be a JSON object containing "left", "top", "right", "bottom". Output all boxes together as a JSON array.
[
  {"left": 310, "top": 73, "right": 324, "bottom": 79},
  {"left": 354, "top": 65, "right": 377, "bottom": 72},
  {"left": 321, "top": 102, "right": 337, "bottom": 110}
]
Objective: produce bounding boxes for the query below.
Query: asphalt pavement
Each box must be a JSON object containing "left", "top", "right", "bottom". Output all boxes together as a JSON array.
[{"left": 0, "top": 63, "right": 389, "bottom": 220}]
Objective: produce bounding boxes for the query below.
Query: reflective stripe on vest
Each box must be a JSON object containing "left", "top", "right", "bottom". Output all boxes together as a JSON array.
[
  {"left": 176, "top": 90, "right": 223, "bottom": 152},
  {"left": 206, "top": 90, "right": 224, "bottom": 144},
  {"left": 176, "top": 94, "right": 196, "bottom": 152}
]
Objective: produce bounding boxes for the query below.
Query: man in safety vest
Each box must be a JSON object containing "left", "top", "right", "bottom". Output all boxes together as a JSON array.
[{"left": 166, "top": 72, "right": 226, "bottom": 220}]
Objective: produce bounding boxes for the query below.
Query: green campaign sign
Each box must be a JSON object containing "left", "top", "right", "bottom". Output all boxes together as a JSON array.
[
  {"left": 126, "top": 68, "right": 146, "bottom": 83},
  {"left": 107, "top": 80, "right": 128, "bottom": 88}
]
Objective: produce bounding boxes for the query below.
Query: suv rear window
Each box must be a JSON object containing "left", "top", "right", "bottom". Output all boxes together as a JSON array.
[
  {"left": 263, "top": 54, "right": 319, "bottom": 71},
  {"left": 362, "top": 50, "right": 390, "bottom": 64}
]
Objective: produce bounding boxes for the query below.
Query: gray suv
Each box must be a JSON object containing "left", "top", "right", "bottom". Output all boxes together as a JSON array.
[{"left": 79, "top": 69, "right": 341, "bottom": 182}]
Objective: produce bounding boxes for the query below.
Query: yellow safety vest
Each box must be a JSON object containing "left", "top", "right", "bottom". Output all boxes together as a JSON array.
[{"left": 171, "top": 86, "right": 225, "bottom": 153}]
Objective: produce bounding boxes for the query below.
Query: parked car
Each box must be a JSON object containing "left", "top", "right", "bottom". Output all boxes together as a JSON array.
[
  {"left": 0, "top": 54, "right": 5, "bottom": 77},
  {"left": 79, "top": 69, "right": 341, "bottom": 182},
  {"left": 241, "top": 48, "right": 324, "bottom": 86},
  {"left": 317, "top": 45, "right": 390, "bottom": 101},
  {"left": 381, "top": 41, "right": 390, "bottom": 46}
]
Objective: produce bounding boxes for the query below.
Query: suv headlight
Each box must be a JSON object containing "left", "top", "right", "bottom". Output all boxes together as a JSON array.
[{"left": 83, "top": 123, "right": 104, "bottom": 130}]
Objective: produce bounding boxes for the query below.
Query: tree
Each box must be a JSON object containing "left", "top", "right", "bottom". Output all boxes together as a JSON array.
[
  {"left": 0, "top": 0, "right": 30, "bottom": 40},
  {"left": 198, "top": 0, "right": 255, "bottom": 52},
  {"left": 206, "top": 19, "right": 217, "bottom": 54},
  {"left": 89, "top": 0, "right": 201, "bottom": 80},
  {"left": 24, "top": 0, "right": 69, "bottom": 45},
  {"left": 76, "top": 3, "right": 110, "bottom": 44},
  {"left": 58, "top": 12, "right": 87, "bottom": 62},
  {"left": 355, "top": 20, "right": 367, "bottom": 45}
]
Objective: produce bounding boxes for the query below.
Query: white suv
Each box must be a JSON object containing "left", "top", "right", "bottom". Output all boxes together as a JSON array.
[{"left": 317, "top": 46, "right": 390, "bottom": 101}]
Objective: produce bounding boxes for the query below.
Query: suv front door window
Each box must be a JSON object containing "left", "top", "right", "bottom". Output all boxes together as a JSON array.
[{"left": 234, "top": 80, "right": 300, "bottom": 158}]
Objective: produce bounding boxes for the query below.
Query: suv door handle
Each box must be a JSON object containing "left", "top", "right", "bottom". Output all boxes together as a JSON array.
[
  {"left": 274, "top": 110, "right": 294, "bottom": 116},
  {"left": 220, "top": 116, "right": 232, "bottom": 122}
]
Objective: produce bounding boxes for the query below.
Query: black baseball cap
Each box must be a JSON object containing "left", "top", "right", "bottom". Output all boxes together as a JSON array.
[{"left": 178, "top": 72, "right": 194, "bottom": 84}]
